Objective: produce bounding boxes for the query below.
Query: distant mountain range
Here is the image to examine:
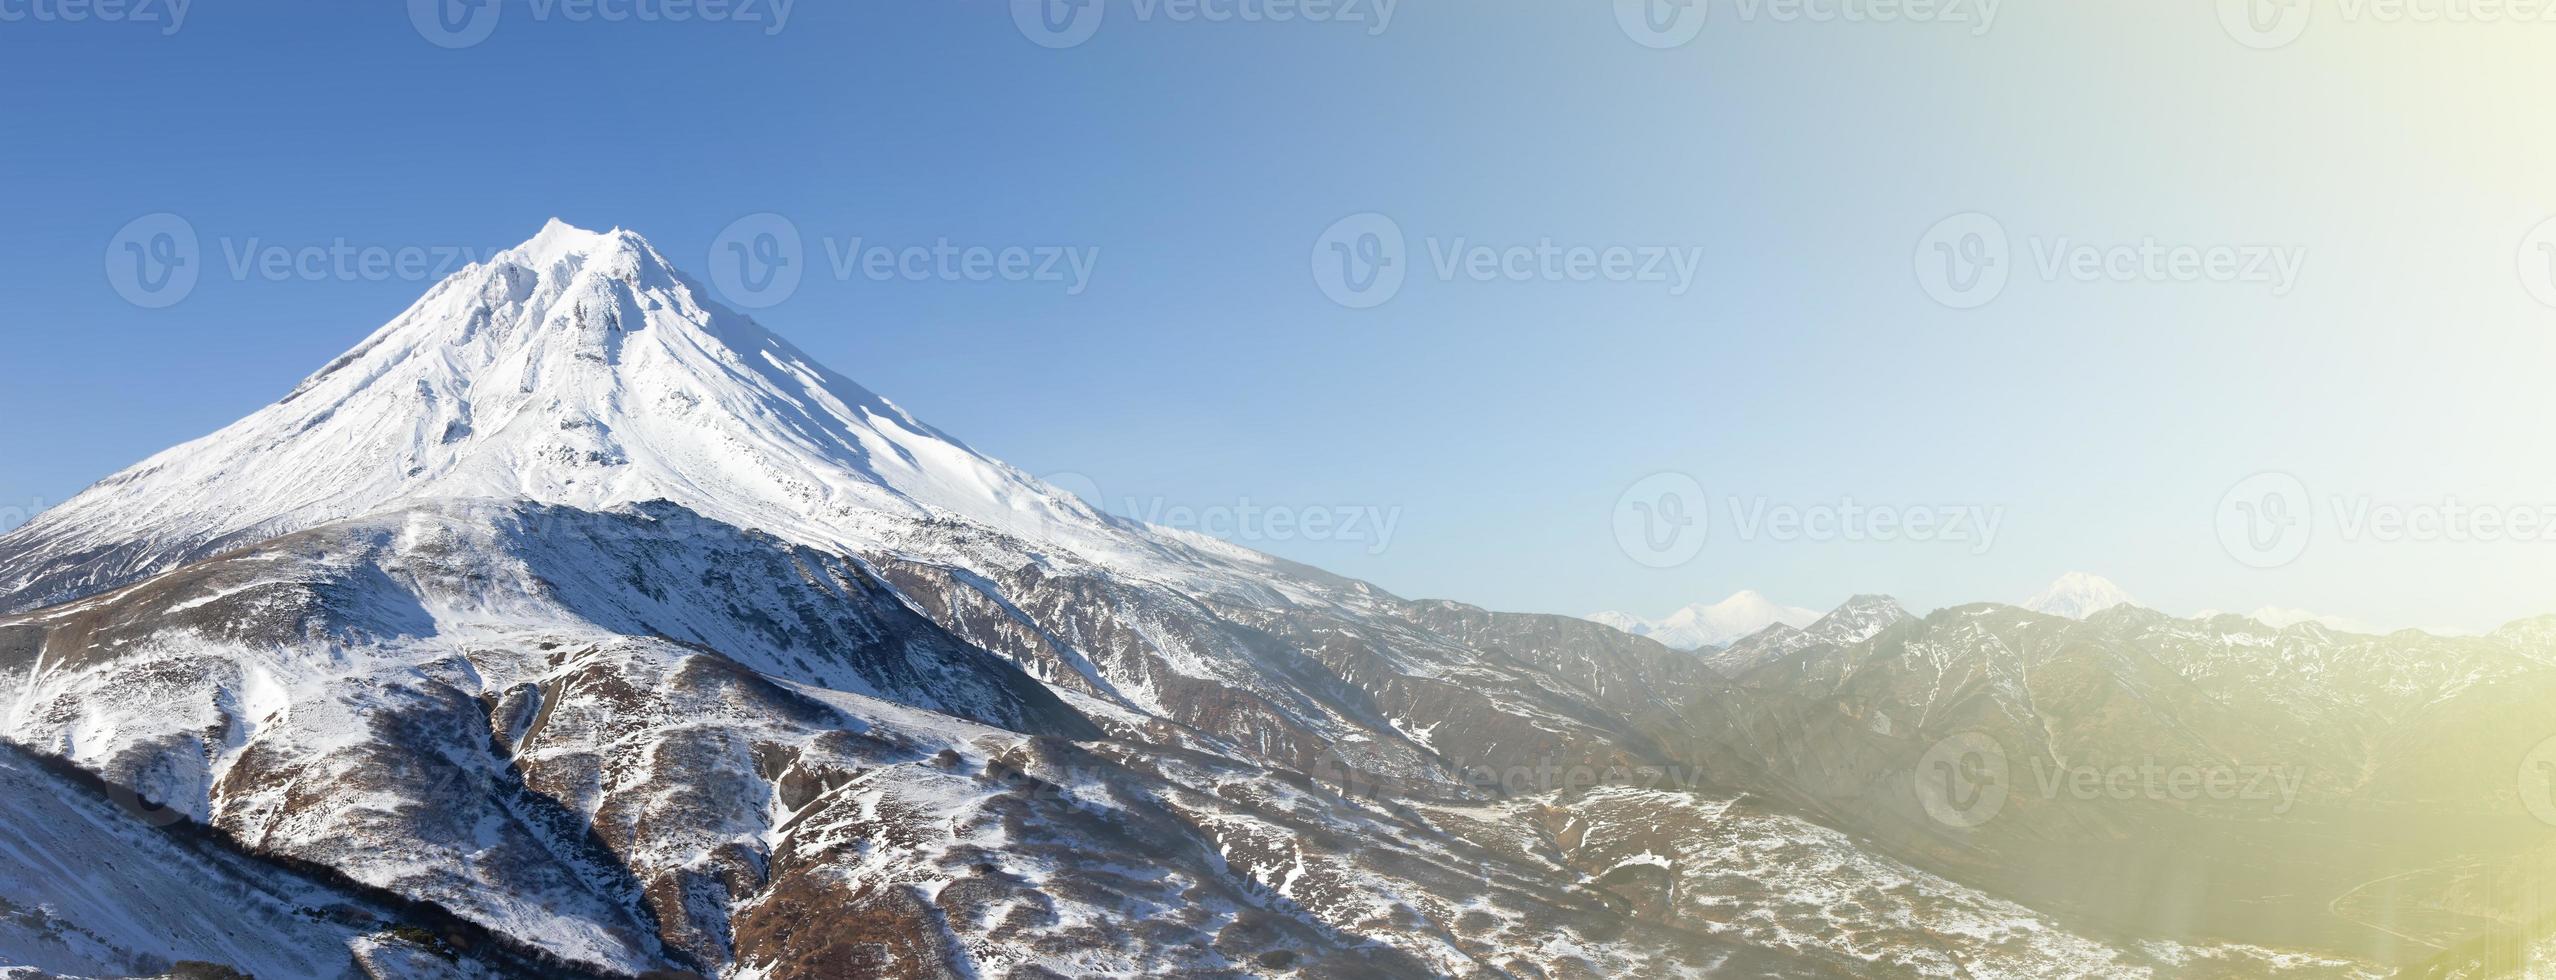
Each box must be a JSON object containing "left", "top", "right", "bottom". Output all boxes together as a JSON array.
[
  {"left": 1, "top": 223, "right": 2547, "bottom": 979},
  {"left": 1587, "top": 590, "right": 1821, "bottom": 650}
]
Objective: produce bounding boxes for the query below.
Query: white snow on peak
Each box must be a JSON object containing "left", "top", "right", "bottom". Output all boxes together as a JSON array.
[
  {"left": 1806, "top": 594, "right": 1910, "bottom": 643},
  {"left": 1588, "top": 590, "right": 1821, "bottom": 651},
  {"left": 0, "top": 220, "right": 1241, "bottom": 606},
  {"left": 2020, "top": 572, "right": 2138, "bottom": 620}
]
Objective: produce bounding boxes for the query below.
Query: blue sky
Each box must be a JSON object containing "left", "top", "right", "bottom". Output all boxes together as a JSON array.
[{"left": 5, "top": 2, "right": 2555, "bottom": 631}]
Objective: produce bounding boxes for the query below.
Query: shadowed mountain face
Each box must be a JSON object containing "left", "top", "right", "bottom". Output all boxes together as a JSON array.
[{"left": 0, "top": 222, "right": 2545, "bottom": 978}]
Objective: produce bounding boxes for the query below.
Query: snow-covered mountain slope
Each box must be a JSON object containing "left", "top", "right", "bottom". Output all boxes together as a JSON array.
[
  {"left": 0, "top": 504, "right": 1878, "bottom": 978},
  {"left": 2018, "top": 571, "right": 2138, "bottom": 620},
  {"left": 1696, "top": 593, "right": 1912, "bottom": 676},
  {"left": 1587, "top": 591, "right": 1820, "bottom": 651},
  {"left": 0, "top": 740, "right": 526, "bottom": 979},
  {"left": 0, "top": 221, "right": 2464, "bottom": 979},
  {"left": 0, "top": 222, "right": 1575, "bottom": 807},
  {"left": 0, "top": 221, "right": 1246, "bottom": 617},
  {"left": 1686, "top": 600, "right": 2556, "bottom": 968},
  {"left": 1515, "top": 786, "right": 2381, "bottom": 978}
]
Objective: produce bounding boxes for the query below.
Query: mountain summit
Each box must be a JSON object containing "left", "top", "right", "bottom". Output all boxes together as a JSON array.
[
  {"left": 0, "top": 222, "right": 2515, "bottom": 980},
  {"left": 2020, "top": 571, "right": 2138, "bottom": 620},
  {"left": 0, "top": 220, "right": 1144, "bottom": 613}
]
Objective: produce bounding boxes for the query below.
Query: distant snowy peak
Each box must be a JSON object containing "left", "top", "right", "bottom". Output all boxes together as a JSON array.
[
  {"left": 1805, "top": 594, "right": 1911, "bottom": 644},
  {"left": 2020, "top": 572, "right": 2138, "bottom": 620},
  {"left": 1587, "top": 590, "right": 1821, "bottom": 650}
]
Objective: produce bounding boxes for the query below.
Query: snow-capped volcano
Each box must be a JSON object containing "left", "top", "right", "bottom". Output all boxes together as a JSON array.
[
  {"left": 0, "top": 220, "right": 1179, "bottom": 613},
  {"left": 1588, "top": 590, "right": 1820, "bottom": 650},
  {"left": 0, "top": 221, "right": 2492, "bottom": 979},
  {"left": 2019, "top": 571, "right": 2138, "bottom": 620}
]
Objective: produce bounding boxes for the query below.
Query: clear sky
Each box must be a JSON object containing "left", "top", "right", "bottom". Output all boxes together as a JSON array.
[{"left": 4, "top": 2, "right": 2554, "bottom": 632}]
